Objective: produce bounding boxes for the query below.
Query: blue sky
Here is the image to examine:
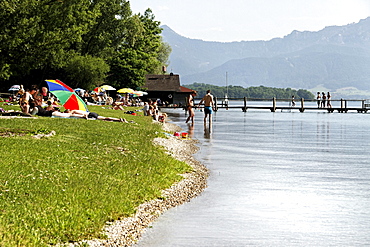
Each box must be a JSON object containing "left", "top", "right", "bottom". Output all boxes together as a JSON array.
[{"left": 130, "top": 0, "right": 370, "bottom": 42}]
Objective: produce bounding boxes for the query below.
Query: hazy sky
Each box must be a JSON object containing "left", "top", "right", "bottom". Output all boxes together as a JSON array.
[{"left": 130, "top": 0, "right": 370, "bottom": 42}]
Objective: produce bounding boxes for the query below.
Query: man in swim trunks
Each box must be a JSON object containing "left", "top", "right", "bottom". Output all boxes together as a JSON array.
[{"left": 198, "top": 90, "right": 215, "bottom": 128}]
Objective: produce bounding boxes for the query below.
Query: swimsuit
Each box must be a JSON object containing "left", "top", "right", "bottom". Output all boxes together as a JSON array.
[{"left": 204, "top": 106, "right": 213, "bottom": 114}]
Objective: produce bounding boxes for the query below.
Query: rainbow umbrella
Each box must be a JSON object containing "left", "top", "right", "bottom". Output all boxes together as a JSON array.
[{"left": 45, "top": 79, "right": 88, "bottom": 111}]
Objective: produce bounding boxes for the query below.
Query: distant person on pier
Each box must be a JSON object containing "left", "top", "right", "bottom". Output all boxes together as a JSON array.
[
  {"left": 198, "top": 90, "right": 215, "bottom": 129},
  {"left": 317, "top": 92, "right": 321, "bottom": 108},
  {"left": 186, "top": 90, "right": 197, "bottom": 124},
  {"left": 291, "top": 95, "right": 296, "bottom": 107},
  {"left": 327, "top": 92, "right": 332, "bottom": 108},
  {"left": 321, "top": 92, "right": 326, "bottom": 108}
]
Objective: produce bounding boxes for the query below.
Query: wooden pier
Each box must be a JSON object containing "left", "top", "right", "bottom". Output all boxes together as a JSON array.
[
  {"left": 163, "top": 97, "right": 370, "bottom": 113},
  {"left": 214, "top": 97, "right": 370, "bottom": 113}
]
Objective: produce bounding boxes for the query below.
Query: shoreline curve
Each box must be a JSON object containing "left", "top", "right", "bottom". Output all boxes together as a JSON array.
[{"left": 72, "top": 122, "right": 209, "bottom": 246}]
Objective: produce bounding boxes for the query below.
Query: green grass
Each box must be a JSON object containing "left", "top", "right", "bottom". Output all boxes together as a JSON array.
[{"left": 0, "top": 104, "right": 191, "bottom": 246}]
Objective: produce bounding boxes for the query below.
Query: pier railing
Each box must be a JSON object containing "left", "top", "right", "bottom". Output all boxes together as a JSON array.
[
  {"left": 168, "top": 97, "right": 370, "bottom": 113},
  {"left": 215, "top": 97, "right": 370, "bottom": 113}
]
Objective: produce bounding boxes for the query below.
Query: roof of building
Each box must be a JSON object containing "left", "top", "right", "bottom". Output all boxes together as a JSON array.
[
  {"left": 179, "top": 86, "right": 193, "bottom": 93},
  {"left": 144, "top": 74, "right": 180, "bottom": 91}
]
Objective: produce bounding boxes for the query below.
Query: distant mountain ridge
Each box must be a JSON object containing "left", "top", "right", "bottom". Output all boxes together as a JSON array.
[{"left": 161, "top": 17, "right": 370, "bottom": 97}]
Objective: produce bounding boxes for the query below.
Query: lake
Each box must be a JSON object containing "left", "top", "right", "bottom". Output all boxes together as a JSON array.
[{"left": 136, "top": 104, "right": 370, "bottom": 246}]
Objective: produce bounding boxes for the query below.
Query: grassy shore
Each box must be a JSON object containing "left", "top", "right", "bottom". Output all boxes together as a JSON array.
[{"left": 0, "top": 104, "right": 194, "bottom": 246}]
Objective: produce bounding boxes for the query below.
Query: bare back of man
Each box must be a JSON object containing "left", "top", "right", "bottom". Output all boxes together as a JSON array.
[{"left": 198, "top": 90, "right": 214, "bottom": 130}]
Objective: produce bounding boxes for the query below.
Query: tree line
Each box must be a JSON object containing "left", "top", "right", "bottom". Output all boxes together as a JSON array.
[
  {"left": 186, "top": 83, "right": 315, "bottom": 100},
  {"left": 0, "top": 0, "right": 170, "bottom": 91}
]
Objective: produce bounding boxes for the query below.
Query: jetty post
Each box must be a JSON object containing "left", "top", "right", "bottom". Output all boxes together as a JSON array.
[
  {"left": 299, "top": 98, "right": 305, "bottom": 112},
  {"left": 214, "top": 97, "right": 218, "bottom": 112},
  {"left": 271, "top": 97, "right": 276, "bottom": 112},
  {"left": 243, "top": 97, "right": 247, "bottom": 112},
  {"left": 340, "top": 98, "right": 348, "bottom": 113}
]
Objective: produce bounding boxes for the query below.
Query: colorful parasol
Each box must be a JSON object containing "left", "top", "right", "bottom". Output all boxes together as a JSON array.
[
  {"left": 94, "top": 85, "right": 116, "bottom": 93},
  {"left": 131, "top": 90, "right": 148, "bottom": 97},
  {"left": 45, "top": 79, "right": 88, "bottom": 111},
  {"left": 93, "top": 87, "right": 104, "bottom": 93}
]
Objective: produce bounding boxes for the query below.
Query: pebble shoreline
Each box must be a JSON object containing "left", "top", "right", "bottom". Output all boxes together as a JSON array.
[{"left": 71, "top": 122, "right": 209, "bottom": 247}]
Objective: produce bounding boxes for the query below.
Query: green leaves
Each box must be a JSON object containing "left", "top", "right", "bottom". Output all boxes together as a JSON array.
[
  {"left": 107, "top": 9, "right": 167, "bottom": 89},
  {"left": 0, "top": 0, "right": 170, "bottom": 91},
  {"left": 64, "top": 54, "right": 110, "bottom": 89}
]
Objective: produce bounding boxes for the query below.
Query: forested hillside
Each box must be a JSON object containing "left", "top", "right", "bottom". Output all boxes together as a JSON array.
[{"left": 186, "top": 83, "right": 315, "bottom": 100}]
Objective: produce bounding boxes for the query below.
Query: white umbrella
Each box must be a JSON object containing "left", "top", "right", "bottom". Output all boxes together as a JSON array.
[
  {"left": 100, "top": 85, "right": 116, "bottom": 91},
  {"left": 8, "top": 85, "right": 20, "bottom": 91}
]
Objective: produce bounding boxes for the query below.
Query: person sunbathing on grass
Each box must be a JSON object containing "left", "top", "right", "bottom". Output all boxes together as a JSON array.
[
  {"left": 67, "top": 109, "right": 128, "bottom": 122},
  {"left": 111, "top": 102, "right": 125, "bottom": 111},
  {"left": 31, "top": 105, "right": 72, "bottom": 118}
]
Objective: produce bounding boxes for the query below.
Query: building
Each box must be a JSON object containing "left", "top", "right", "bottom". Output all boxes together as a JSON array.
[{"left": 142, "top": 73, "right": 193, "bottom": 106}]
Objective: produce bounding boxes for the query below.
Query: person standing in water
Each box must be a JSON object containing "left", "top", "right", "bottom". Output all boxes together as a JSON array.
[
  {"left": 186, "top": 90, "right": 197, "bottom": 124},
  {"left": 198, "top": 90, "right": 215, "bottom": 129}
]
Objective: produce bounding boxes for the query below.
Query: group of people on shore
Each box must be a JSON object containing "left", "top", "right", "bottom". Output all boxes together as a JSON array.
[
  {"left": 141, "top": 99, "right": 167, "bottom": 122},
  {"left": 13, "top": 85, "right": 129, "bottom": 122},
  {"left": 9, "top": 84, "right": 171, "bottom": 124},
  {"left": 317, "top": 92, "right": 332, "bottom": 108},
  {"left": 185, "top": 90, "right": 215, "bottom": 129}
]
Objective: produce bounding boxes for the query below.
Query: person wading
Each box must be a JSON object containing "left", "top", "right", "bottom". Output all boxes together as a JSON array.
[{"left": 198, "top": 90, "right": 215, "bottom": 130}]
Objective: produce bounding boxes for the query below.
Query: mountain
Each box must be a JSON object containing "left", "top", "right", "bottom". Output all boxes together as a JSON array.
[{"left": 161, "top": 18, "right": 370, "bottom": 96}]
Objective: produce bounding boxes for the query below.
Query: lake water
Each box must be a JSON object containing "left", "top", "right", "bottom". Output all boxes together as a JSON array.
[{"left": 136, "top": 103, "right": 370, "bottom": 246}]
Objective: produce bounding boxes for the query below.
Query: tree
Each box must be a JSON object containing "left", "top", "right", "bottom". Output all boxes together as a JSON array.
[
  {"left": 107, "top": 9, "right": 169, "bottom": 89},
  {"left": 0, "top": 0, "right": 93, "bottom": 85},
  {"left": 185, "top": 83, "right": 315, "bottom": 99},
  {"left": 80, "top": 0, "right": 131, "bottom": 58},
  {"left": 64, "top": 54, "right": 110, "bottom": 89},
  {"left": 0, "top": 1, "right": 171, "bottom": 91}
]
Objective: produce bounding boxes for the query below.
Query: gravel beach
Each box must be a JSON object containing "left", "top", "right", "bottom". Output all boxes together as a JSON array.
[{"left": 72, "top": 122, "right": 209, "bottom": 246}]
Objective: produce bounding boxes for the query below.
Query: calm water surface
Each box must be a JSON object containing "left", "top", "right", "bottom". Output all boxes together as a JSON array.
[{"left": 136, "top": 106, "right": 370, "bottom": 246}]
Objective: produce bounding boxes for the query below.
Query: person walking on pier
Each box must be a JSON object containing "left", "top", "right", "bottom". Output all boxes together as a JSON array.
[
  {"left": 321, "top": 92, "right": 326, "bottom": 108},
  {"left": 317, "top": 92, "right": 321, "bottom": 108},
  {"left": 327, "top": 92, "right": 332, "bottom": 108},
  {"left": 291, "top": 95, "right": 296, "bottom": 107},
  {"left": 186, "top": 90, "right": 197, "bottom": 124},
  {"left": 198, "top": 90, "right": 215, "bottom": 129}
]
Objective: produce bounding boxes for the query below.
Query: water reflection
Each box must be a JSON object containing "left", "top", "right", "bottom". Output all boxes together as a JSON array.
[
  {"left": 186, "top": 123, "right": 194, "bottom": 138},
  {"left": 138, "top": 108, "right": 370, "bottom": 246},
  {"left": 203, "top": 127, "right": 212, "bottom": 139}
]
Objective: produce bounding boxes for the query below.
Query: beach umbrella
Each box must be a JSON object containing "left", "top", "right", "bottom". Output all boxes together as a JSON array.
[
  {"left": 133, "top": 90, "right": 148, "bottom": 95},
  {"left": 100, "top": 85, "right": 116, "bottom": 91},
  {"left": 117, "top": 88, "right": 134, "bottom": 94},
  {"left": 74, "top": 88, "right": 85, "bottom": 97},
  {"left": 131, "top": 91, "right": 146, "bottom": 97},
  {"left": 45, "top": 79, "right": 88, "bottom": 111},
  {"left": 8, "top": 85, "right": 20, "bottom": 91},
  {"left": 93, "top": 87, "right": 104, "bottom": 93}
]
